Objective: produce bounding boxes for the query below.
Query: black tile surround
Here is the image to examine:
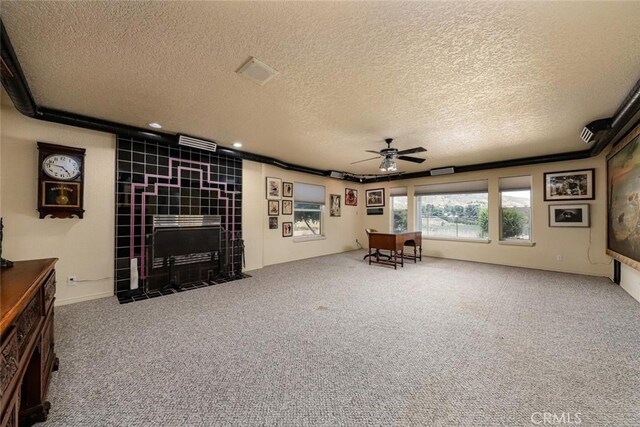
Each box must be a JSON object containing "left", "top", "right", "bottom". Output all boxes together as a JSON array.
[{"left": 114, "top": 136, "right": 244, "bottom": 300}]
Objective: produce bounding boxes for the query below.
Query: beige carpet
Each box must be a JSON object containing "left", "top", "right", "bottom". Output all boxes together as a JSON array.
[{"left": 44, "top": 251, "right": 640, "bottom": 426}]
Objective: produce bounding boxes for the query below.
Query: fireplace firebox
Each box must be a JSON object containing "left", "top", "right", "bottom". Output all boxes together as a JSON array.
[{"left": 145, "top": 215, "right": 227, "bottom": 292}]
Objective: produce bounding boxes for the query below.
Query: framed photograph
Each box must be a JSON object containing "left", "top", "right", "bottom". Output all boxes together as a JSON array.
[
  {"left": 607, "top": 124, "right": 640, "bottom": 270},
  {"left": 282, "top": 221, "right": 293, "bottom": 237},
  {"left": 366, "top": 188, "right": 385, "bottom": 207},
  {"left": 283, "top": 182, "right": 293, "bottom": 198},
  {"left": 345, "top": 188, "right": 358, "bottom": 206},
  {"left": 266, "top": 177, "right": 282, "bottom": 200},
  {"left": 544, "top": 169, "right": 595, "bottom": 201},
  {"left": 282, "top": 199, "right": 292, "bottom": 215},
  {"left": 268, "top": 200, "right": 279, "bottom": 216},
  {"left": 330, "top": 194, "right": 341, "bottom": 217},
  {"left": 549, "top": 204, "right": 589, "bottom": 227},
  {"left": 268, "top": 217, "right": 278, "bottom": 230}
]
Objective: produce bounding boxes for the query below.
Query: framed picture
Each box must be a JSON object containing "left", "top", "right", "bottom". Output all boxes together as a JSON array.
[
  {"left": 345, "top": 188, "right": 358, "bottom": 206},
  {"left": 282, "top": 222, "right": 293, "bottom": 237},
  {"left": 268, "top": 200, "right": 279, "bottom": 216},
  {"left": 282, "top": 199, "right": 292, "bottom": 215},
  {"left": 330, "top": 194, "right": 341, "bottom": 217},
  {"left": 544, "top": 169, "right": 595, "bottom": 201},
  {"left": 549, "top": 204, "right": 589, "bottom": 227},
  {"left": 283, "top": 182, "right": 293, "bottom": 198},
  {"left": 266, "top": 177, "right": 282, "bottom": 199},
  {"left": 268, "top": 217, "right": 278, "bottom": 230},
  {"left": 607, "top": 124, "right": 640, "bottom": 270},
  {"left": 366, "top": 188, "right": 385, "bottom": 207}
]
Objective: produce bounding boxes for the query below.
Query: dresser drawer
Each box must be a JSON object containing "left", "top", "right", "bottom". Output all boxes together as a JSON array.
[
  {"left": 16, "top": 292, "right": 42, "bottom": 356},
  {"left": 43, "top": 272, "right": 56, "bottom": 312},
  {"left": 0, "top": 327, "right": 19, "bottom": 399}
]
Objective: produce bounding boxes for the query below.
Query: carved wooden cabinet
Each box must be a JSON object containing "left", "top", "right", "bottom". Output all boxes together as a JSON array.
[{"left": 1, "top": 259, "right": 58, "bottom": 426}]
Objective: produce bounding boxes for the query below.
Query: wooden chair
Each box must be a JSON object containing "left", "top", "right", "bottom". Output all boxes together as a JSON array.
[{"left": 363, "top": 228, "right": 391, "bottom": 260}]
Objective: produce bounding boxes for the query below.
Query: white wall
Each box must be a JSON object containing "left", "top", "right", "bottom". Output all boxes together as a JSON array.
[
  {"left": 1, "top": 100, "right": 115, "bottom": 305},
  {"left": 242, "top": 161, "right": 361, "bottom": 270},
  {"left": 361, "top": 155, "right": 612, "bottom": 277},
  {"left": 620, "top": 263, "right": 640, "bottom": 303}
]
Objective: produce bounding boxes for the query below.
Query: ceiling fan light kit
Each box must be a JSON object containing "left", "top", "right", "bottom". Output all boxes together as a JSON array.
[{"left": 352, "top": 138, "right": 427, "bottom": 172}]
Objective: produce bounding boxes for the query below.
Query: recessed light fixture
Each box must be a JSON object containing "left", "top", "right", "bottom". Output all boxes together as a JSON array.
[
  {"left": 233, "top": 142, "right": 243, "bottom": 148},
  {"left": 148, "top": 122, "right": 162, "bottom": 129}
]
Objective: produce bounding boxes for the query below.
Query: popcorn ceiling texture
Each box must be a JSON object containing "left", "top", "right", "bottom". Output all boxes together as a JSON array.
[
  {"left": 3, "top": 2, "right": 640, "bottom": 174},
  {"left": 44, "top": 251, "right": 640, "bottom": 426}
]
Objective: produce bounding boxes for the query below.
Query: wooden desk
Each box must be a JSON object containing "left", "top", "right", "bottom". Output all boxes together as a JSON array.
[
  {"left": 1, "top": 258, "right": 58, "bottom": 427},
  {"left": 368, "top": 231, "right": 422, "bottom": 269}
]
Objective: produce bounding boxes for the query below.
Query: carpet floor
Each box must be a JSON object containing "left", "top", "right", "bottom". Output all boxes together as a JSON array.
[{"left": 43, "top": 251, "right": 639, "bottom": 426}]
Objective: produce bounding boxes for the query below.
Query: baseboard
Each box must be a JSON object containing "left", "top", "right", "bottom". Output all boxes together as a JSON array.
[{"left": 55, "top": 291, "right": 113, "bottom": 306}]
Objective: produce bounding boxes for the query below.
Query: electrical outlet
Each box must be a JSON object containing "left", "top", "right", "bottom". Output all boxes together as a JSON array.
[
  {"left": 68, "top": 276, "right": 77, "bottom": 286},
  {"left": 556, "top": 255, "right": 563, "bottom": 262}
]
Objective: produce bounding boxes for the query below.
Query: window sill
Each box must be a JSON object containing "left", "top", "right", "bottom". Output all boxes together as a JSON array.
[
  {"left": 498, "top": 240, "right": 536, "bottom": 247},
  {"left": 293, "top": 235, "right": 326, "bottom": 243},
  {"left": 423, "top": 237, "right": 491, "bottom": 244}
]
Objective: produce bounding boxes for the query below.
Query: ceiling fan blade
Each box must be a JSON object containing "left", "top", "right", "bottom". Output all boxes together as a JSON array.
[
  {"left": 396, "top": 147, "right": 427, "bottom": 155},
  {"left": 365, "top": 150, "right": 382, "bottom": 155},
  {"left": 397, "top": 155, "right": 426, "bottom": 164},
  {"left": 350, "top": 156, "right": 382, "bottom": 165}
]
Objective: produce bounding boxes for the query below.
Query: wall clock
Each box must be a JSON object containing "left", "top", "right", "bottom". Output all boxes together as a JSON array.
[{"left": 37, "top": 142, "right": 86, "bottom": 219}]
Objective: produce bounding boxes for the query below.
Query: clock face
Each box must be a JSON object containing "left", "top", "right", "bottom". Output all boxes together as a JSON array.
[{"left": 43, "top": 154, "right": 81, "bottom": 180}]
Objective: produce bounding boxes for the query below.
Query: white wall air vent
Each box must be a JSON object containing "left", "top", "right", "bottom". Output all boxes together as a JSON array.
[
  {"left": 178, "top": 134, "right": 217, "bottom": 152},
  {"left": 430, "top": 167, "right": 455, "bottom": 176},
  {"left": 236, "top": 57, "right": 279, "bottom": 86}
]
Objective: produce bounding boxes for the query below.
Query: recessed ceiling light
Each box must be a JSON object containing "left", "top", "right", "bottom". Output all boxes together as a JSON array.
[
  {"left": 148, "top": 122, "right": 162, "bottom": 129},
  {"left": 233, "top": 142, "right": 243, "bottom": 148}
]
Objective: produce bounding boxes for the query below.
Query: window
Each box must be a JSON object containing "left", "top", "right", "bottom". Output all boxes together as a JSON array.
[
  {"left": 293, "top": 182, "right": 325, "bottom": 238},
  {"left": 499, "top": 176, "right": 531, "bottom": 241},
  {"left": 390, "top": 187, "right": 408, "bottom": 232},
  {"left": 415, "top": 180, "right": 488, "bottom": 240}
]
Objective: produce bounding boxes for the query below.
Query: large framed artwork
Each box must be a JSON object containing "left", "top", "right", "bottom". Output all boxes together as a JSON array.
[
  {"left": 607, "top": 124, "right": 640, "bottom": 270},
  {"left": 330, "top": 194, "right": 341, "bottom": 217},
  {"left": 543, "top": 169, "right": 595, "bottom": 201}
]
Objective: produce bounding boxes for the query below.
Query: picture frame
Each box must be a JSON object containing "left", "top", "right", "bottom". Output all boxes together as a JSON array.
[
  {"left": 268, "top": 200, "right": 279, "bottom": 216},
  {"left": 543, "top": 169, "right": 595, "bottom": 201},
  {"left": 268, "top": 217, "right": 278, "bottom": 230},
  {"left": 345, "top": 188, "right": 358, "bottom": 206},
  {"left": 266, "top": 177, "right": 282, "bottom": 200},
  {"left": 282, "top": 199, "right": 292, "bottom": 215},
  {"left": 549, "top": 204, "right": 590, "bottom": 227},
  {"left": 282, "top": 221, "right": 293, "bottom": 237},
  {"left": 366, "top": 188, "right": 385, "bottom": 207},
  {"left": 283, "top": 182, "right": 293, "bottom": 198},
  {"left": 329, "top": 194, "right": 341, "bottom": 217},
  {"left": 607, "top": 124, "right": 640, "bottom": 270}
]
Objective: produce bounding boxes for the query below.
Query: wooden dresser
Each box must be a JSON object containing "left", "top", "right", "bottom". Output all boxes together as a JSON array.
[{"left": 1, "top": 259, "right": 58, "bottom": 427}]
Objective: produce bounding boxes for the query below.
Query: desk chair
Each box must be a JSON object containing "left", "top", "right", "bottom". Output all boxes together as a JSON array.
[{"left": 363, "top": 228, "right": 392, "bottom": 261}]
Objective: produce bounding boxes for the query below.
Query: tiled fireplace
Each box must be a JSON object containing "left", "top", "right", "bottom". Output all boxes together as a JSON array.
[{"left": 114, "top": 136, "right": 244, "bottom": 301}]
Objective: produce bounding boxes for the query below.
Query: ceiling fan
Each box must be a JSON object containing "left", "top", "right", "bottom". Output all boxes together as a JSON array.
[{"left": 351, "top": 138, "right": 427, "bottom": 171}]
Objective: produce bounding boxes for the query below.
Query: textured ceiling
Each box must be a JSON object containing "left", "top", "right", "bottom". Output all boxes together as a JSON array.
[{"left": 2, "top": 1, "right": 640, "bottom": 174}]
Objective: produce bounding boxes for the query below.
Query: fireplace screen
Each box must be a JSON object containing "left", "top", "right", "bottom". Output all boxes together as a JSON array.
[{"left": 146, "top": 215, "right": 225, "bottom": 292}]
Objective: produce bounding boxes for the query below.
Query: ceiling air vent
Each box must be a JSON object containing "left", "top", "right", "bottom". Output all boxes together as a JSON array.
[
  {"left": 430, "top": 167, "right": 455, "bottom": 176},
  {"left": 178, "top": 134, "right": 217, "bottom": 152},
  {"left": 236, "top": 57, "right": 279, "bottom": 86},
  {"left": 580, "top": 118, "right": 611, "bottom": 144}
]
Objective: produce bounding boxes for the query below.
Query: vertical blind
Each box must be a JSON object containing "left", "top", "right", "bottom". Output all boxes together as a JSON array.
[{"left": 294, "top": 182, "right": 325, "bottom": 204}]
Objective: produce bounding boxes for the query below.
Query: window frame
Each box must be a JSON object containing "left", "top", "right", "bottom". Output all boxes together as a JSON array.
[
  {"left": 498, "top": 186, "right": 532, "bottom": 243},
  {"left": 293, "top": 183, "right": 326, "bottom": 241},
  {"left": 390, "top": 194, "right": 408, "bottom": 233}
]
